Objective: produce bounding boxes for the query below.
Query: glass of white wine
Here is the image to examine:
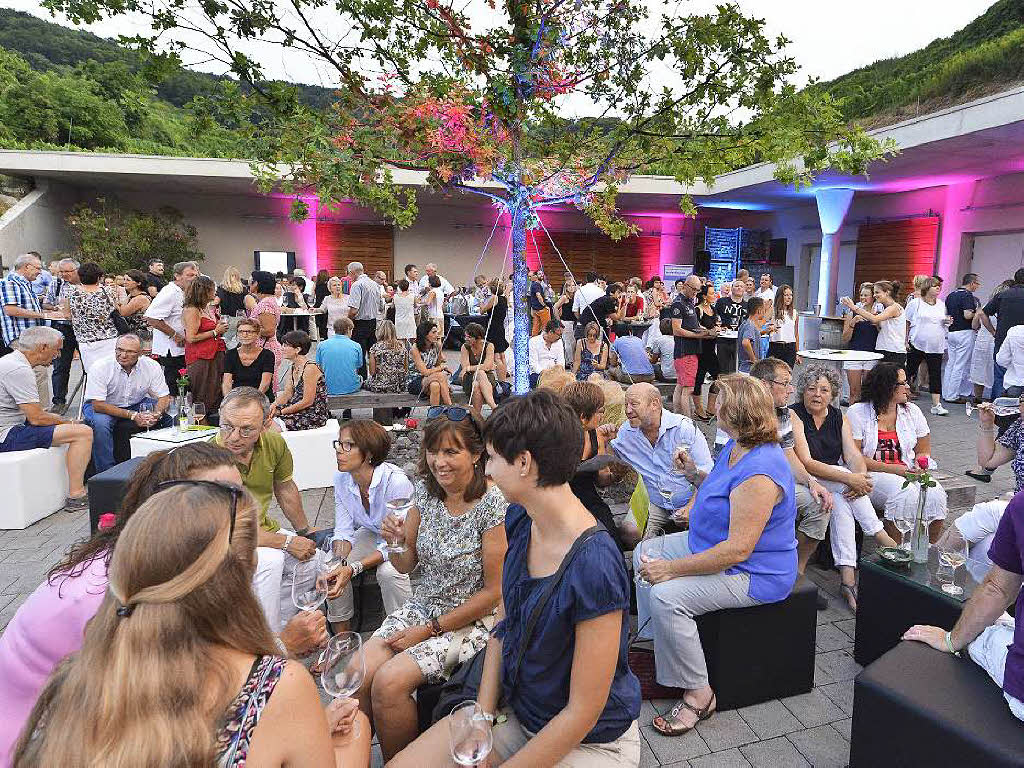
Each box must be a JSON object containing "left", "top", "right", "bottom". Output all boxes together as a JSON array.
[
  {"left": 893, "top": 509, "right": 914, "bottom": 552},
  {"left": 937, "top": 533, "right": 969, "bottom": 596},
  {"left": 291, "top": 558, "right": 328, "bottom": 613},
  {"left": 449, "top": 701, "right": 493, "bottom": 768},
  {"left": 635, "top": 526, "right": 665, "bottom": 588}
]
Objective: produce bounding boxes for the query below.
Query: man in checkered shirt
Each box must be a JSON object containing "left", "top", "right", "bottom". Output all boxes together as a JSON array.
[{"left": 1, "top": 253, "right": 51, "bottom": 407}]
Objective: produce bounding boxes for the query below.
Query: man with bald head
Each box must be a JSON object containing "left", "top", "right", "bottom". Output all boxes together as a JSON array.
[
  {"left": 604, "top": 382, "right": 713, "bottom": 540},
  {"left": 714, "top": 280, "right": 748, "bottom": 332},
  {"left": 669, "top": 274, "right": 718, "bottom": 416}
]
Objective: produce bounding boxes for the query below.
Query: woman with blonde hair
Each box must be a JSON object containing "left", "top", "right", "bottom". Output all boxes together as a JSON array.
[
  {"left": 366, "top": 320, "right": 408, "bottom": 394},
  {"left": 633, "top": 374, "right": 796, "bottom": 736},
  {"left": 841, "top": 280, "right": 906, "bottom": 367},
  {"left": 320, "top": 276, "right": 349, "bottom": 338},
  {"left": 13, "top": 482, "right": 367, "bottom": 768},
  {"left": 842, "top": 282, "right": 881, "bottom": 404},
  {"left": 218, "top": 266, "right": 248, "bottom": 349},
  {"left": 573, "top": 321, "right": 609, "bottom": 380}
]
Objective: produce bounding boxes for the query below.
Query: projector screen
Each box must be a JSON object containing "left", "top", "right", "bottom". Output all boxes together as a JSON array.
[{"left": 254, "top": 251, "right": 293, "bottom": 274}]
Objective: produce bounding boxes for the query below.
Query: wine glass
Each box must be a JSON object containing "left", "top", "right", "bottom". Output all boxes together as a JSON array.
[
  {"left": 321, "top": 632, "right": 365, "bottom": 741},
  {"left": 449, "top": 701, "right": 493, "bottom": 768},
  {"left": 635, "top": 526, "right": 665, "bottom": 588},
  {"left": 893, "top": 509, "right": 914, "bottom": 552},
  {"left": 137, "top": 401, "right": 153, "bottom": 432},
  {"left": 291, "top": 558, "right": 328, "bottom": 613},
  {"left": 937, "top": 532, "right": 969, "bottom": 596},
  {"left": 191, "top": 402, "right": 206, "bottom": 426},
  {"left": 166, "top": 397, "right": 179, "bottom": 427},
  {"left": 384, "top": 473, "right": 414, "bottom": 554}
]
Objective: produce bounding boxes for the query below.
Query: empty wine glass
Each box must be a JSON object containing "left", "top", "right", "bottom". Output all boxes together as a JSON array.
[
  {"left": 937, "top": 532, "right": 969, "bottom": 596},
  {"left": 635, "top": 526, "right": 665, "bottom": 588},
  {"left": 384, "top": 474, "right": 413, "bottom": 554},
  {"left": 893, "top": 509, "right": 914, "bottom": 552},
  {"left": 449, "top": 701, "right": 493, "bottom": 767},
  {"left": 291, "top": 558, "right": 328, "bottom": 613},
  {"left": 321, "top": 632, "right": 364, "bottom": 740},
  {"left": 191, "top": 402, "right": 206, "bottom": 426},
  {"left": 137, "top": 401, "right": 153, "bottom": 432},
  {"left": 166, "top": 398, "right": 179, "bottom": 426}
]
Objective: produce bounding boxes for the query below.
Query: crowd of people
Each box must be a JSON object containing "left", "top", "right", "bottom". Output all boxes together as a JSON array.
[{"left": 5, "top": 250, "right": 1024, "bottom": 766}]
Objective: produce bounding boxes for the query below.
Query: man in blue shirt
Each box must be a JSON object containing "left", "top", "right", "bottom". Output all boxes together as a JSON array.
[
  {"left": 604, "top": 382, "right": 713, "bottom": 543},
  {"left": 529, "top": 270, "right": 550, "bottom": 336},
  {"left": 609, "top": 334, "right": 655, "bottom": 384},
  {"left": 315, "top": 317, "right": 363, "bottom": 395}
]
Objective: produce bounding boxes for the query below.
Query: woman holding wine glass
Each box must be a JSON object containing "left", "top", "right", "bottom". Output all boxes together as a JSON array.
[
  {"left": 320, "top": 420, "right": 414, "bottom": 633},
  {"left": 352, "top": 407, "right": 506, "bottom": 761},
  {"left": 392, "top": 390, "right": 642, "bottom": 767}
]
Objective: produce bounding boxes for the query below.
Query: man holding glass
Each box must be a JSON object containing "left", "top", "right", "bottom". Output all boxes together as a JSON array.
[
  {"left": 82, "top": 333, "right": 171, "bottom": 473},
  {"left": 213, "top": 386, "right": 331, "bottom": 630}
]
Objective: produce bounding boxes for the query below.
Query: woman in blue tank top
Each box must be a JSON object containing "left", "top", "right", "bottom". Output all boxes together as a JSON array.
[{"left": 634, "top": 374, "right": 797, "bottom": 737}]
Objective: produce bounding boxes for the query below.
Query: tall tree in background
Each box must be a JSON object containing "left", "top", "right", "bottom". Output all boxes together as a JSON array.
[{"left": 47, "top": 0, "right": 892, "bottom": 392}]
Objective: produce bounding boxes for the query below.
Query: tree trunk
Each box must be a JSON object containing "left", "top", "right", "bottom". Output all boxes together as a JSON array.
[{"left": 510, "top": 204, "right": 530, "bottom": 394}]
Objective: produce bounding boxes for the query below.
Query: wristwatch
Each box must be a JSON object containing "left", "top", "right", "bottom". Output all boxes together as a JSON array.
[
  {"left": 282, "top": 532, "right": 295, "bottom": 552},
  {"left": 295, "top": 527, "right": 310, "bottom": 537}
]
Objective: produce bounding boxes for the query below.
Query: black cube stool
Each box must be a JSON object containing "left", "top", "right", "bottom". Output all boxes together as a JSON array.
[
  {"left": 87, "top": 456, "right": 146, "bottom": 532},
  {"left": 851, "top": 640, "right": 1024, "bottom": 767},
  {"left": 694, "top": 575, "right": 817, "bottom": 710}
]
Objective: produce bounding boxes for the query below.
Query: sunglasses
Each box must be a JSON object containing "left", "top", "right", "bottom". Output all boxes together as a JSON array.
[
  {"left": 426, "top": 405, "right": 483, "bottom": 437},
  {"left": 156, "top": 479, "right": 245, "bottom": 542}
]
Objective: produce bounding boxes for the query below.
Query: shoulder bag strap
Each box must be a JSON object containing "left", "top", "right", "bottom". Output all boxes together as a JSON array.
[{"left": 508, "top": 524, "right": 604, "bottom": 688}]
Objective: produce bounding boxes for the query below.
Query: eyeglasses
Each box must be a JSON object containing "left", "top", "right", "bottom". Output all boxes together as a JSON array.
[
  {"left": 219, "top": 422, "right": 260, "bottom": 439},
  {"left": 803, "top": 385, "right": 833, "bottom": 395},
  {"left": 333, "top": 439, "right": 357, "bottom": 453},
  {"left": 769, "top": 379, "right": 793, "bottom": 388},
  {"left": 155, "top": 479, "right": 244, "bottom": 541},
  {"left": 426, "top": 405, "right": 483, "bottom": 436}
]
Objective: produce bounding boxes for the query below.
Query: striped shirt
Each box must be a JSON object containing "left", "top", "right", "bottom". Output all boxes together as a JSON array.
[{"left": 0, "top": 273, "right": 45, "bottom": 346}]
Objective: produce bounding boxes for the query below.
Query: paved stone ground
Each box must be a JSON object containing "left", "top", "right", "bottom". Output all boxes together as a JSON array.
[{"left": 0, "top": 366, "right": 1009, "bottom": 767}]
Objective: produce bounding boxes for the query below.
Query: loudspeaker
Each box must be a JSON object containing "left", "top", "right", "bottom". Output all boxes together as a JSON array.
[
  {"left": 769, "top": 238, "right": 787, "bottom": 265},
  {"left": 694, "top": 249, "right": 712, "bottom": 276}
]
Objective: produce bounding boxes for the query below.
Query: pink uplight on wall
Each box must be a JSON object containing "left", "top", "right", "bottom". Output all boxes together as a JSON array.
[{"left": 273, "top": 194, "right": 319, "bottom": 275}]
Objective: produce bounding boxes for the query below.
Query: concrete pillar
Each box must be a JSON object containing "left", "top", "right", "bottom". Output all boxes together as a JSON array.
[{"left": 815, "top": 188, "right": 855, "bottom": 315}]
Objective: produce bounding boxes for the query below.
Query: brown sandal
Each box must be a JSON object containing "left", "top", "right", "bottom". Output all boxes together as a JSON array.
[{"left": 652, "top": 693, "right": 716, "bottom": 736}]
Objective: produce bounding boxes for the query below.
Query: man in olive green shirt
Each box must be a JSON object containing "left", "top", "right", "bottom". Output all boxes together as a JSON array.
[{"left": 216, "top": 387, "right": 331, "bottom": 630}]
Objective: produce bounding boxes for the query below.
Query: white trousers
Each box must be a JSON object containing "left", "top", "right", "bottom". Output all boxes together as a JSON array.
[
  {"left": 956, "top": 499, "right": 1008, "bottom": 581},
  {"left": 79, "top": 337, "right": 118, "bottom": 374},
  {"left": 821, "top": 468, "right": 885, "bottom": 568},
  {"left": 252, "top": 530, "right": 325, "bottom": 632},
  {"left": 943, "top": 329, "right": 976, "bottom": 401},
  {"left": 868, "top": 471, "right": 947, "bottom": 523},
  {"left": 324, "top": 527, "right": 412, "bottom": 622},
  {"left": 967, "top": 619, "right": 1024, "bottom": 721}
]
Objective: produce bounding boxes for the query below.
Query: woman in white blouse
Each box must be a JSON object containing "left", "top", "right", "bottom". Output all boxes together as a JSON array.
[
  {"left": 847, "top": 362, "right": 948, "bottom": 543},
  {"left": 841, "top": 280, "right": 906, "bottom": 368},
  {"left": 322, "top": 420, "right": 413, "bottom": 632},
  {"left": 905, "top": 277, "right": 950, "bottom": 416},
  {"left": 768, "top": 284, "right": 799, "bottom": 368},
  {"left": 319, "top": 276, "right": 349, "bottom": 337}
]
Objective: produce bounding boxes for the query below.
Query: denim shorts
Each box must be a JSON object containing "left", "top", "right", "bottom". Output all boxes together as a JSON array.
[{"left": 0, "top": 424, "right": 55, "bottom": 453}]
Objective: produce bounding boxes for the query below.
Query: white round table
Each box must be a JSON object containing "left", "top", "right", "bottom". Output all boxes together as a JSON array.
[{"left": 797, "top": 349, "right": 883, "bottom": 404}]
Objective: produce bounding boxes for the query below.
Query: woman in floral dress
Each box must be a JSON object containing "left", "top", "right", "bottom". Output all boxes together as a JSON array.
[
  {"left": 338, "top": 408, "right": 506, "bottom": 761},
  {"left": 244, "top": 270, "right": 284, "bottom": 384}
]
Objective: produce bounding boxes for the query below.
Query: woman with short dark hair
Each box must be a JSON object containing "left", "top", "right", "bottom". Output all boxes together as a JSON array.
[
  {"left": 66, "top": 261, "right": 120, "bottom": 371},
  {"left": 271, "top": 330, "right": 329, "bottom": 431},
  {"left": 393, "top": 390, "right": 641, "bottom": 767},
  {"left": 632, "top": 374, "right": 797, "bottom": 736},
  {"left": 352, "top": 407, "right": 506, "bottom": 760}
]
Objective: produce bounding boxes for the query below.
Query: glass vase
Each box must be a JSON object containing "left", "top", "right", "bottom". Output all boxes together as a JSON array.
[{"left": 911, "top": 483, "right": 930, "bottom": 564}]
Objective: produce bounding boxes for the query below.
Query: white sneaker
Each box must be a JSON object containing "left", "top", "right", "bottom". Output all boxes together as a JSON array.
[{"left": 931, "top": 404, "right": 949, "bottom": 416}]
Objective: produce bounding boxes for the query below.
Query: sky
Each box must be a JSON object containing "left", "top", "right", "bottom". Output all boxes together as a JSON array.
[{"left": 7, "top": 0, "right": 999, "bottom": 88}]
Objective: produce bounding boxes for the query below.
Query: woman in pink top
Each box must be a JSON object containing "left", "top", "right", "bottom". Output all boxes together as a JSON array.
[
  {"left": 0, "top": 443, "right": 244, "bottom": 765},
  {"left": 245, "top": 271, "right": 284, "bottom": 383}
]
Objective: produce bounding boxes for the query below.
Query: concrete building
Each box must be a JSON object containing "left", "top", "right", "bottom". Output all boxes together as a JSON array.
[{"left": 2, "top": 84, "right": 1024, "bottom": 309}]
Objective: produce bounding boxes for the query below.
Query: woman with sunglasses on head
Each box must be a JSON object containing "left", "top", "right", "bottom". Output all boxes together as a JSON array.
[
  {"left": 0, "top": 443, "right": 331, "bottom": 765},
  {"left": 847, "top": 362, "right": 948, "bottom": 544},
  {"left": 321, "top": 420, "right": 414, "bottom": 633},
  {"left": 408, "top": 320, "right": 453, "bottom": 407},
  {"left": 354, "top": 407, "right": 506, "bottom": 761},
  {"left": 12, "top": 483, "right": 369, "bottom": 768},
  {"left": 392, "top": 389, "right": 641, "bottom": 768}
]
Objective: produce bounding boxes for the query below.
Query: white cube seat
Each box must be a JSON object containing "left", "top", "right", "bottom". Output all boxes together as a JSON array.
[
  {"left": 281, "top": 419, "right": 340, "bottom": 491},
  {"left": 0, "top": 445, "right": 69, "bottom": 529}
]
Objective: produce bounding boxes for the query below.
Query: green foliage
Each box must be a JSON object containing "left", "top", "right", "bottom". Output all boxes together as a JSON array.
[
  {"left": 817, "top": 0, "right": 1024, "bottom": 122},
  {"left": 66, "top": 199, "right": 204, "bottom": 275}
]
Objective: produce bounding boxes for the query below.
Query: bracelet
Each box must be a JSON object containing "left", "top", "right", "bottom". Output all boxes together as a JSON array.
[
  {"left": 350, "top": 560, "right": 364, "bottom": 577},
  {"left": 945, "top": 631, "right": 957, "bottom": 654},
  {"left": 430, "top": 617, "right": 443, "bottom": 636}
]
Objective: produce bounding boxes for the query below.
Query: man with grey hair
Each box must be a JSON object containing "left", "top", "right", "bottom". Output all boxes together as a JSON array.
[
  {"left": 2, "top": 252, "right": 52, "bottom": 406},
  {"left": 144, "top": 260, "right": 199, "bottom": 395},
  {"left": 83, "top": 334, "right": 171, "bottom": 472},
  {"left": 347, "top": 261, "right": 381, "bottom": 374},
  {"left": 213, "top": 386, "right": 332, "bottom": 630},
  {"left": 43, "top": 258, "right": 81, "bottom": 413},
  {"left": 417, "top": 262, "right": 455, "bottom": 298},
  {"left": 0, "top": 325, "right": 93, "bottom": 510}
]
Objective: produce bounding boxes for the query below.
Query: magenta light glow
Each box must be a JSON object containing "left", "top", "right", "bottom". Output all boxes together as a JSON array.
[{"left": 275, "top": 194, "right": 319, "bottom": 275}]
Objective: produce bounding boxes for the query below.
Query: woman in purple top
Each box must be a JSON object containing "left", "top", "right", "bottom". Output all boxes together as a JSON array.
[
  {"left": 633, "top": 374, "right": 796, "bottom": 737},
  {"left": 0, "top": 443, "right": 292, "bottom": 765},
  {"left": 906, "top": 490, "right": 1024, "bottom": 720}
]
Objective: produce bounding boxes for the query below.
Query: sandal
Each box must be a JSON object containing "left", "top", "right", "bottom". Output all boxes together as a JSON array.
[
  {"left": 840, "top": 583, "right": 858, "bottom": 613},
  {"left": 966, "top": 470, "right": 992, "bottom": 483},
  {"left": 652, "top": 693, "right": 716, "bottom": 737}
]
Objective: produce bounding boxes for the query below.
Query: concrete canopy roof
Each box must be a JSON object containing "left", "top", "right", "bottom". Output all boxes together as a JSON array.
[{"left": 2, "top": 83, "right": 1023, "bottom": 212}]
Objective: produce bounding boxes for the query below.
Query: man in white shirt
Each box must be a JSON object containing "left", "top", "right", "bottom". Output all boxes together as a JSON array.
[
  {"left": 83, "top": 334, "right": 172, "bottom": 472},
  {"left": 347, "top": 261, "right": 382, "bottom": 375},
  {"left": 754, "top": 274, "right": 777, "bottom": 304},
  {"left": 571, "top": 271, "right": 606, "bottom": 338},
  {"left": 417, "top": 262, "right": 455, "bottom": 297},
  {"left": 144, "top": 260, "right": 198, "bottom": 395},
  {"left": 528, "top": 319, "right": 566, "bottom": 387}
]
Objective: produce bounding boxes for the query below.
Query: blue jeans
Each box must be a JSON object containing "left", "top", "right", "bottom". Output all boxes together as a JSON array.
[
  {"left": 83, "top": 398, "right": 170, "bottom": 473},
  {"left": 993, "top": 360, "right": 1008, "bottom": 400},
  {"left": 50, "top": 323, "right": 77, "bottom": 404}
]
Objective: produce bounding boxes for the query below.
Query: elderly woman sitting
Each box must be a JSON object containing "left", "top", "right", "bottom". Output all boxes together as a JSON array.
[
  {"left": 633, "top": 374, "right": 796, "bottom": 736},
  {"left": 846, "top": 362, "right": 948, "bottom": 542},
  {"left": 790, "top": 364, "right": 897, "bottom": 611}
]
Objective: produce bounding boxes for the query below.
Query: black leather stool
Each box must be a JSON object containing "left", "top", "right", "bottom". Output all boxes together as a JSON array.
[
  {"left": 695, "top": 575, "right": 817, "bottom": 710},
  {"left": 87, "top": 456, "right": 146, "bottom": 532},
  {"left": 851, "top": 640, "right": 1024, "bottom": 767}
]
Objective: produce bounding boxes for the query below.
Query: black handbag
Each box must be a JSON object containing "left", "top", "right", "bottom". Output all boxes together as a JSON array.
[
  {"left": 103, "top": 288, "right": 132, "bottom": 335},
  {"left": 427, "top": 524, "right": 605, "bottom": 726}
]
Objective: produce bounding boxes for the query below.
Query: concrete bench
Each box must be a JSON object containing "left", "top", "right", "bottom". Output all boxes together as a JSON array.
[
  {"left": 0, "top": 446, "right": 70, "bottom": 529},
  {"left": 328, "top": 390, "right": 469, "bottom": 424}
]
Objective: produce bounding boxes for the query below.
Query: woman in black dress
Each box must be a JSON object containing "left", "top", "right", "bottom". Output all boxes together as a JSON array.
[
  {"left": 481, "top": 277, "right": 509, "bottom": 381},
  {"left": 562, "top": 380, "right": 626, "bottom": 551},
  {"left": 313, "top": 269, "right": 332, "bottom": 339},
  {"left": 693, "top": 284, "right": 721, "bottom": 421}
]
